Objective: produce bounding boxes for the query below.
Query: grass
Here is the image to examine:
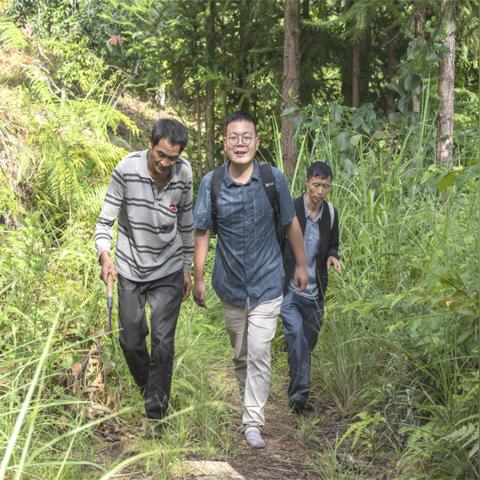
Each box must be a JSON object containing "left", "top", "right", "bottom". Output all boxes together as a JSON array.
[{"left": 0, "top": 207, "right": 234, "bottom": 479}]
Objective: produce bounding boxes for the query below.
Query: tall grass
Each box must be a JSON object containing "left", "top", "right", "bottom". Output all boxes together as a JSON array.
[
  {"left": 1, "top": 32, "right": 234, "bottom": 477},
  {"left": 273, "top": 104, "right": 479, "bottom": 478},
  {"left": 0, "top": 207, "right": 233, "bottom": 479}
]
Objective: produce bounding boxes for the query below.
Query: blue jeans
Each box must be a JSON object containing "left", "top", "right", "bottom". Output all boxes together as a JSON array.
[{"left": 280, "top": 288, "right": 324, "bottom": 405}]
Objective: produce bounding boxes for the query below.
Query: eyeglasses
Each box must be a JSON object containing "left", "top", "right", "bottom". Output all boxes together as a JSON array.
[{"left": 225, "top": 134, "right": 255, "bottom": 146}]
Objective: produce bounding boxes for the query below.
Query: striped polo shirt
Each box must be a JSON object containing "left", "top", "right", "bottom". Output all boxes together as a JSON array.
[{"left": 95, "top": 149, "right": 194, "bottom": 282}]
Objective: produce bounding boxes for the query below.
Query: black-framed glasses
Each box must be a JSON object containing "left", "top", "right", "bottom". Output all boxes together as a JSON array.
[{"left": 225, "top": 134, "right": 255, "bottom": 146}]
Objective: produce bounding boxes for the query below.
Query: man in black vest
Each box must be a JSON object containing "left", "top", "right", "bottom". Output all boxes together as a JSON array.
[{"left": 281, "top": 161, "right": 342, "bottom": 414}]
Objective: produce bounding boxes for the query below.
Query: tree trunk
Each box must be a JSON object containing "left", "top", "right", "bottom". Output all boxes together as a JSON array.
[
  {"left": 205, "top": 0, "right": 216, "bottom": 170},
  {"left": 412, "top": 1, "right": 425, "bottom": 114},
  {"left": 301, "top": 0, "right": 309, "bottom": 19},
  {"left": 386, "top": 29, "right": 398, "bottom": 114},
  {"left": 352, "top": 40, "right": 360, "bottom": 107},
  {"left": 192, "top": 14, "right": 203, "bottom": 178},
  {"left": 341, "top": 54, "right": 353, "bottom": 106},
  {"left": 238, "top": 0, "right": 250, "bottom": 111},
  {"left": 352, "top": 29, "right": 368, "bottom": 108},
  {"left": 194, "top": 81, "right": 203, "bottom": 177},
  {"left": 281, "top": 0, "right": 300, "bottom": 177},
  {"left": 436, "top": 0, "right": 455, "bottom": 166},
  {"left": 299, "top": 0, "right": 313, "bottom": 106}
]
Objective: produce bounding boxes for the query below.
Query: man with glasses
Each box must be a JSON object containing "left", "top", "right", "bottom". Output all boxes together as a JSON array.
[
  {"left": 281, "top": 161, "right": 341, "bottom": 415},
  {"left": 192, "top": 111, "right": 307, "bottom": 448},
  {"left": 95, "top": 118, "right": 193, "bottom": 426}
]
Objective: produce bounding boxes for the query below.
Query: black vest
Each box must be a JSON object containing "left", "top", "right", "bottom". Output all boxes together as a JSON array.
[{"left": 282, "top": 196, "right": 339, "bottom": 300}]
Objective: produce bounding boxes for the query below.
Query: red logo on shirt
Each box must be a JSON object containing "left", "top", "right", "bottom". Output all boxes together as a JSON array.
[{"left": 169, "top": 204, "right": 177, "bottom": 212}]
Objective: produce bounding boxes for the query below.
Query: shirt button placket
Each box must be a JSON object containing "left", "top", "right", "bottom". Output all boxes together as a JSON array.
[{"left": 244, "top": 183, "right": 254, "bottom": 298}]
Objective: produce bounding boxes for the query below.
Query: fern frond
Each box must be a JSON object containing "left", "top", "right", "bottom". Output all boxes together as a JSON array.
[
  {"left": 80, "top": 139, "right": 126, "bottom": 176},
  {"left": 444, "top": 417, "right": 480, "bottom": 460},
  {"left": 0, "top": 20, "right": 28, "bottom": 50},
  {"left": 25, "top": 66, "right": 56, "bottom": 105},
  {"left": 69, "top": 99, "right": 139, "bottom": 139}
]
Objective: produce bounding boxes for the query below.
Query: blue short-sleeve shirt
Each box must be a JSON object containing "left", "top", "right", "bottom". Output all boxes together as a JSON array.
[{"left": 194, "top": 159, "right": 295, "bottom": 308}]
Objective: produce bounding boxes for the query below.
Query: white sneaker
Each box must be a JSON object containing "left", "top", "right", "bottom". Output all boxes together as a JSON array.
[{"left": 245, "top": 426, "right": 266, "bottom": 448}]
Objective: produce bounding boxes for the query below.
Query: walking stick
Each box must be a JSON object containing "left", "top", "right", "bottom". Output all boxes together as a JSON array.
[{"left": 106, "top": 274, "right": 114, "bottom": 334}]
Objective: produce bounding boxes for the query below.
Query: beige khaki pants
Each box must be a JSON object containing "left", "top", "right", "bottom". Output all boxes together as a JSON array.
[{"left": 221, "top": 295, "right": 283, "bottom": 429}]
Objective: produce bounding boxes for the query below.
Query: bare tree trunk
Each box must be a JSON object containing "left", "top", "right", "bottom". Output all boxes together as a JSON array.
[
  {"left": 386, "top": 30, "right": 398, "bottom": 114},
  {"left": 412, "top": 1, "right": 425, "bottom": 114},
  {"left": 352, "top": 40, "right": 360, "bottom": 107},
  {"left": 352, "top": 29, "right": 368, "bottom": 108},
  {"left": 238, "top": 0, "right": 250, "bottom": 111},
  {"left": 301, "top": 0, "right": 309, "bottom": 18},
  {"left": 341, "top": 55, "right": 353, "bottom": 106},
  {"left": 192, "top": 15, "right": 203, "bottom": 178},
  {"left": 436, "top": 0, "right": 455, "bottom": 166},
  {"left": 281, "top": 0, "right": 300, "bottom": 177},
  {"left": 299, "top": 0, "right": 313, "bottom": 106},
  {"left": 194, "top": 81, "right": 203, "bottom": 178},
  {"left": 205, "top": 0, "right": 216, "bottom": 170}
]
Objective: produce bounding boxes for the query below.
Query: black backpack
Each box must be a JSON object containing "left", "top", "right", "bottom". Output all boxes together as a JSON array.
[{"left": 210, "top": 162, "right": 284, "bottom": 247}]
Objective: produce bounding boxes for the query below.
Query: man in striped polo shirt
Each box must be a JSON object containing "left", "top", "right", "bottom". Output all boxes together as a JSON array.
[{"left": 95, "top": 118, "right": 193, "bottom": 422}]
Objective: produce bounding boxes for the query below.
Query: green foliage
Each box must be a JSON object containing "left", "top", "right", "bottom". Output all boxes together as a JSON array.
[
  {"left": 43, "top": 38, "right": 120, "bottom": 98},
  {"left": 7, "top": 0, "right": 479, "bottom": 173},
  {"left": 337, "top": 411, "right": 386, "bottom": 452},
  {"left": 272, "top": 98, "right": 479, "bottom": 477},
  {"left": 0, "top": 19, "right": 28, "bottom": 49}
]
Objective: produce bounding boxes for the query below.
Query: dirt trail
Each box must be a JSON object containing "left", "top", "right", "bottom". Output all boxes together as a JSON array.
[
  {"left": 93, "top": 366, "right": 341, "bottom": 480},
  {"left": 226, "top": 400, "right": 325, "bottom": 480},
  {"left": 184, "top": 365, "right": 341, "bottom": 480},
  {"left": 84, "top": 341, "right": 398, "bottom": 479}
]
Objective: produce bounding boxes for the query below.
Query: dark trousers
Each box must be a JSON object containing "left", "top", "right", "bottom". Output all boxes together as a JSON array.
[
  {"left": 280, "top": 288, "right": 324, "bottom": 405},
  {"left": 117, "top": 270, "right": 183, "bottom": 419}
]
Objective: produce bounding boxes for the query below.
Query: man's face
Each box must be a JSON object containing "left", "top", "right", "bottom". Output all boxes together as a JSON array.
[
  {"left": 223, "top": 120, "right": 259, "bottom": 166},
  {"left": 148, "top": 138, "right": 181, "bottom": 177},
  {"left": 305, "top": 175, "right": 332, "bottom": 206}
]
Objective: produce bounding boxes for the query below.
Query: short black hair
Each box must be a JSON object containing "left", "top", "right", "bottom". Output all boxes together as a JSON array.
[
  {"left": 307, "top": 161, "right": 333, "bottom": 180},
  {"left": 150, "top": 118, "right": 188, "bottom": 152},
  {"left": 223, "top": 111, "right": 257, "bottom": 136}
]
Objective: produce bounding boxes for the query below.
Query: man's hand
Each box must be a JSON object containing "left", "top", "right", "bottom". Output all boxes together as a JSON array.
[
  {"left": 99, "top": 251, "right": 117, "bottom": 284},
  {"left": 327, "top": 256, "right": 342, "bottom": 273},
  {"left": 293, "top": 265, "right": 308, "bottom": 292},
  {"left": 183, "top": 272, "right": 192, "bottom": 300},
  {"left": 192, "top": 276, "right": 207, "bottom": 308}
]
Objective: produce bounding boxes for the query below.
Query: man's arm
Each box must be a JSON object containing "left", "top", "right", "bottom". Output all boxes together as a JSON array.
[
  {"left": 327, "top": 207, "right": 342, "bottom": 272},
  {"left": 192, "top": 229, "right": 210, "bottom": 308},
  {"left": 95, "top": 167, "right": 125, "bottom": 284},
  {"left": 177, "top": 166, "right": 194, "bottom": 299},
  {"left": 191, "top": 173, "right": 214, "bottom": 307},
  {"left": 285, "top": 216, "right": 308, "bottom": 291}
]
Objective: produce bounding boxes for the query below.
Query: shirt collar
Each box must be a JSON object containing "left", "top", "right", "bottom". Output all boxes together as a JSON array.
[
  {"left": 224, "top": 158, "right": 260, "bottom": 187},
  {"left": 139, "top": 149, "right": 149, "bottom": 177}
]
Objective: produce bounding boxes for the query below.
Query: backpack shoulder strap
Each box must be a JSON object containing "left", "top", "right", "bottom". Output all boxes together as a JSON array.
[
  {"left": 210, "top": 165, "right": 225, "bottom": 233},
  {"left": 259, "top": 162, "right": 286, "bottom": 247},
  {"left": 326, "top": 201, "right": 335, "bottom": 230},
  {"left": 258, "top": 162, "right": 278, "bottom": 213}
]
